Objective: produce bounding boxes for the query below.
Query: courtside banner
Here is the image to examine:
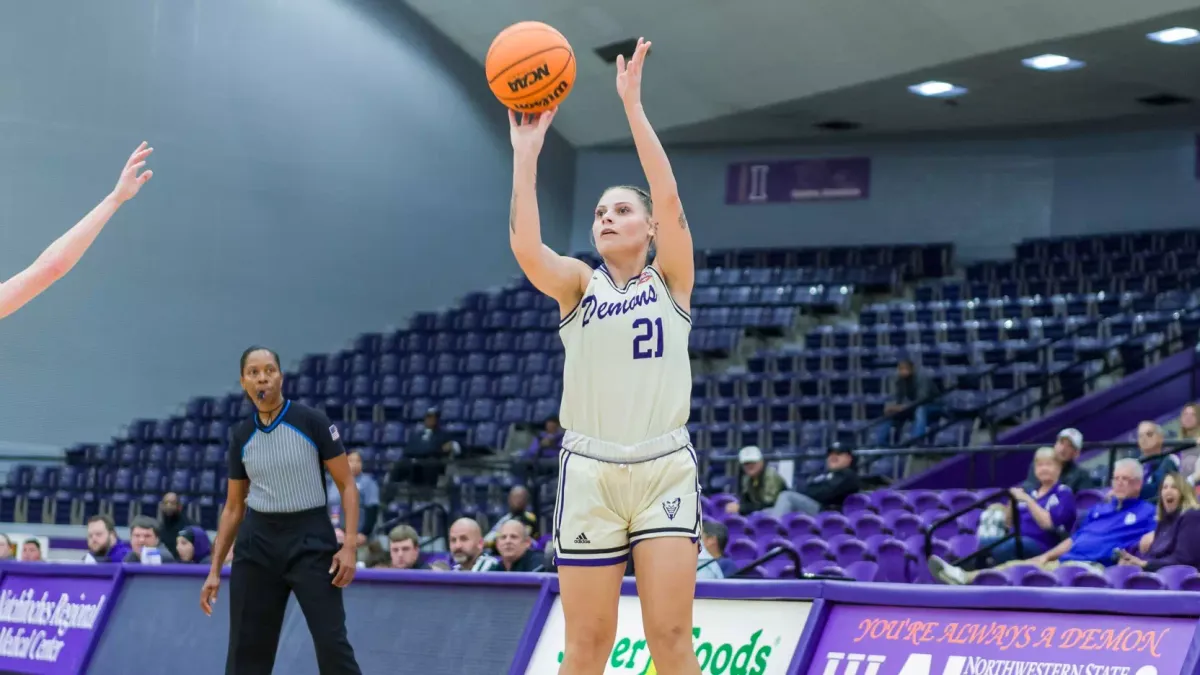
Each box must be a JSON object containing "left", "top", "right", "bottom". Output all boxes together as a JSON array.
[
  {"left": 0, "top": 572, "right": 115, "bottom": 674},
  {"left": 807, "top": 604, "right": 1196, "bottom": 675},
  {"left": 526, "top": 595, "right": 811, "bottom": 674}
]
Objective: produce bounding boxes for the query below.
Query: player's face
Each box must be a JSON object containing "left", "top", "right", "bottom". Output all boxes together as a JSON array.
[
  {"left": 593, "top": 188, "right": 652, "bottom": 264},
  {"left": 241, "top": 350, "right": 283, "bottom": 407}
]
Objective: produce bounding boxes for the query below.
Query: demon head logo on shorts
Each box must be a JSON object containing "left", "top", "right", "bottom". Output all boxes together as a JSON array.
[{"left": 661, "top": 497, "right": 681, "bottom": 520}]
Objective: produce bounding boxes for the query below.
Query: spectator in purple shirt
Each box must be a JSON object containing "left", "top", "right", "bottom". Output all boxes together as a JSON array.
[
  {"left": 526, "top": 415, "right": 563, "bottom": 458},
  {"left": 971, "top": 447, "right": 1076, "bottom": 568},
  {"left": 1118, "top": 472, "right": 1200, "bottom": 572}
]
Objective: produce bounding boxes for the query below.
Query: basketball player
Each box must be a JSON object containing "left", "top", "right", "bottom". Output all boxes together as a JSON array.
[
  {"left": 0, "top": 143, "right": 153, "bottom": 319},
  {"left": 508, "top": 38, "right": 701, "bottom": 675}
]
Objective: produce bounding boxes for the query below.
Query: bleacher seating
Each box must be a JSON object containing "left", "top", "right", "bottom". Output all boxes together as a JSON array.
[{"left": 3, "top": 229, "right": 1198, "bottom": 558}]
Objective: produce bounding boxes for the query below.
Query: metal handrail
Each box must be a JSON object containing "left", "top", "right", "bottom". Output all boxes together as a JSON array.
[
  {"left": 925, "top": 488, "right": 1023, "bottom": 562},
  {"left": 729, "top": 544, "right": 804, "bottom": 579},
  {"left": 855, "top": 292, "right": 1151, "bottom": 444},
  {"left": 874, "top": 308, "right": 1197, "bottom": 448}
]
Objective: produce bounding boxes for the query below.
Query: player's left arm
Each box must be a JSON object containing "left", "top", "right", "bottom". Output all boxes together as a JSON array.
[
  {"left": 0, "top": 143, "right": 153, "bottom": 320},
  {"left": 617, "top": 38, "right": 694, "bottom": 310}
]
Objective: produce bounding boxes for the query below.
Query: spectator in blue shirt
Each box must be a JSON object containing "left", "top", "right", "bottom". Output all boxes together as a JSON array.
[
  {"left": 328, "top": 450, "right": 380, "bottom": 548},
  {"left": 931, "top": 458, "right": 1156, "bottom": 584},
  {"left": 1136, "top": 421, "right": 1178, "bottom": 502},
  {"left": 1118, "top": 472, "right": 1200, "bottom": 572},
  {"left": 700, "top": 521, "right": 739, "bottom": 578}
]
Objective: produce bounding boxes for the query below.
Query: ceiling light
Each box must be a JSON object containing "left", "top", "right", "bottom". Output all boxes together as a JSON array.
[
  {"left": 1147, "top": 27, "right": 1200, "bottom": 45},
  {"left": 908, "top": 81, "right": 968, "bottom": 98},
  {"left": 1022, "top": 54, "right": 1085, "bottom": 71}
]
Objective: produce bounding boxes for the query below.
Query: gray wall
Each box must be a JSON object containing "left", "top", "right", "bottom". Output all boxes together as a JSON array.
[
  {"left": 571, "top": 130, "right": 1199, "bottom": 261},
  {"left": 0, "top": 0, "right": 575, "bottom": 446}
]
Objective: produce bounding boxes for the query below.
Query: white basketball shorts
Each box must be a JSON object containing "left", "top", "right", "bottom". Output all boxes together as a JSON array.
[{"left": 552, "top": 445, "right": 702, "bottom": 567}]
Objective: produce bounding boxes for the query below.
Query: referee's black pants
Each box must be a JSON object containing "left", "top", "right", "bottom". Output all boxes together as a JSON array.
[{"left": 226, "top": 507, "right": 361, "bottom": 675}]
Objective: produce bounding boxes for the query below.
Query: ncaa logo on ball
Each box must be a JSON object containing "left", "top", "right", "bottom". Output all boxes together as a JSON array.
[{"left": 508, "top": 64, "right": 550, "bottom": 93}]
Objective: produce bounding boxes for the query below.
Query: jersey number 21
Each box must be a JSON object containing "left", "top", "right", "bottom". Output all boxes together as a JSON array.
[{"left": 632, "top": 318, "right": 664, "bottom": 360}]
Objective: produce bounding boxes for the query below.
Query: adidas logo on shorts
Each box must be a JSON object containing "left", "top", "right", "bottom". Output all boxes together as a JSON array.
[{"left": 574, "top": 533, "right": 590, "bottom": 545}]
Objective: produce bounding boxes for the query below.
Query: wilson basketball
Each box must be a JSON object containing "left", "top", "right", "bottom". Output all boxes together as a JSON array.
[{"left": 486, "top": 22, "right": 576, "bottom": 113}]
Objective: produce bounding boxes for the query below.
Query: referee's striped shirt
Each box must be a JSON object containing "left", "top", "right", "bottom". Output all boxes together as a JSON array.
[{"left": 229, "top": 400, "right": 345, "bottom": 513}]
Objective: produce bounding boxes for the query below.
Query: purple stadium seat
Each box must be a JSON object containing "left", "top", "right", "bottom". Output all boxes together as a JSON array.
[
  {"left": 1018, "top": 570, "right": 1057, "bottom": 587},
  {"left": 1075, "top": 489, "right": 1108, "bottom": 512},
  {"left": 832, "top": 538, "right": 871, "bottom": 567},
  {"left": 798, "top": 539, "right": 834, "bottom": 567},
  {"left": 805, "top": 560, "right": 843, "bottom": 576},
  {"left": 726, "top": 538, "right": 757, "bottom": 563},
  {"left": 971, "top": 570, "right": 1009, "bottom": 586},
  {"left": 1156, "top": 565, "right": 1200, "bottom": 590},
  {"left": 885, "top": 512, "right": 922, "bottom": 539},
  {"left": 911, "top": 491, "right": 946, "bottom": 512},
  {"left": 722, "top": 514, "right": 751, "bottom": 537},
  {"left": 849, "top": 512, "right": 886, "bottom": 539},
  {"left": 1069, "top": 571, "right": 1110, "bottom": 588},
  {"left": 873, "top": 490, "right": 913, "bottom": 513},
  {"left": 948, "top": 534, "right": 977, "bottom": 562},
  {"left": 840, "top": 492, "right": 872, "bottom": 515},
  {"left": 782, "top": 512, "right": 818, "bottom": 540},
  {"left": 816, "top": 512, "right": 853, "bottom": 539},
  {"left": 1123, "top": 572, "right": 1167, "bottom": 591},
  {"left": 1051, "top": 565, "right": 1090, "bottom": 587},
  {"left": 1103, "top": 565, "right": 1140, "bottom": 588},
  {"left": 749, "top": 513, "right": 785, "bottom": 539},
  {"left": 844, "top": 560, "right": 880, "bottom": 583}
]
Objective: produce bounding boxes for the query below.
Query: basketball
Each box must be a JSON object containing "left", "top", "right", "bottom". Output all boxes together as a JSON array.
[{"left": 486, "top": 21, "right": 576, "bottom": 114}]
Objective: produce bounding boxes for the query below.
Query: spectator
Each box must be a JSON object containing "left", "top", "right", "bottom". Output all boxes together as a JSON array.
[
  {"left": 971, "top": 447, "right": 1076, "bottom": 569},
  {"left": 1176, "top": 403, "right": 1200, "bottom": 478},
  {"left": 495, "top": 520, "right": 541, "bottom": 572},
  {"left": 773, "top": 443, "right": 861, "bottom": 515},
  {"left": 156, "top": 492, "right": 192, "bottom": 559},
  {"left": 386, "top": 525, "right": 427, "bottom": 570},
  {"left": 83, "top": 515, "right": 133, "bottom": 563},
  {"left": 724, "top": 446, "right": 787, "bottom": 516},
  {"left": 526, "top": 416, "right": 564, "bottom": 458},
  {"left": 484, "top": 486, "right": 539, "bottom": 551},
  {"left": 874, "top": 359, "right": 937, "bottom": 447},
  {"left": 20, "top": 540, "right": 42, "bottom": 562},
  {"left": 0, "top": 534, "right": 12, "bottom": 559},
  {"left": 124, "top": 515, "right": 175, "bottom": 563},
  {"left": 329, "top": 450, "right": 380, "bottom": 548},
  {"left": 362, "top": 541, "right": 390, "bottom": 569},
  {"left": 1118, "top": 472, "right": 1200, "bottom": 572},
  {"left": 175, "top": 526, "right": 213, "bottom": 564},
  {"left": 696, "top": 544, "right": 724, "bottom": 580},
  {"left": 1022, "top": 428, "right": 1095, "bottom": 494},
  {"left": 387, "top": 408, "right": 459, "bottom": 490},
  {"left": 700, "top": 521, "right": 739, "bottom": 578},
  {"left": 929, "top": 458, "right": 1155, "bottom": 584},
  {"left": 1136, "top": 421, "right": 1178, "bottom": 501},
  {"left": 448, "top": 517, "right": 499, "bottom": 572}
]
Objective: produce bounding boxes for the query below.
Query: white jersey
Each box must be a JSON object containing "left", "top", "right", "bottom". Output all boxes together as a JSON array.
[{"left": 557, "top": 264, "right": 692, "bottom": 462}]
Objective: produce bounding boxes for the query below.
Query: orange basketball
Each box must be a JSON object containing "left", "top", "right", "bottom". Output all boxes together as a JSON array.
[{"left": 486, "top": 22, "right": 576, "bottom": 113}]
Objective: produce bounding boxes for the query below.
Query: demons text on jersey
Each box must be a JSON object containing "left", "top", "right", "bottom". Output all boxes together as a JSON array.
[{"left": 580, "top": 285, "right": 659, "bottom": 328}]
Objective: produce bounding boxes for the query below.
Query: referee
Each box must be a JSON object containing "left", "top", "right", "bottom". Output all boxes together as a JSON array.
[{"left": 201, "top": 346, "right": 362, "bottom": 675}]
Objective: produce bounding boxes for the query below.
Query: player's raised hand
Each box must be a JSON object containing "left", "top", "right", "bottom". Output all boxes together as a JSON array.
[
  {"left": 508, "top": 109, "right": 556, "bottom": 158},
  {"left": 615, "top": 38, "right": 651, "bottom": 107},
  {"left": 112, "top": 142, "right": 154, "bottom": 203}
]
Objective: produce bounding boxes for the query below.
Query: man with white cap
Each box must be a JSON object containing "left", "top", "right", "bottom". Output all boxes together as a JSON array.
[
  {"left": 1022, "top": 428, "right": 1096, "bottom": 494},
  {"left": 724, "top": 446, "right": 788, "bottom": 516}
]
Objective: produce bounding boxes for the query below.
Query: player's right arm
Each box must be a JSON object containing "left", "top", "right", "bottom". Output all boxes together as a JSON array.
[
  {"left": 507, "top": 110, "right": 590, "bottom": 312},
  {"left": 0, "top": 143, "right": 153, "bottom": 321}
]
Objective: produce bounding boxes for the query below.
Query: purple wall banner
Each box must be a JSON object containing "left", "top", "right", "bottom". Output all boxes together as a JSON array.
[
  {"left": 0, "top": 572, "right": 116, "bottom": 674},
  {"left": 725, "top": 157, "right": 871, "bottom": 204},
  {"left": 807, "top": 603, "right": 1196, "bottom": 675}
]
